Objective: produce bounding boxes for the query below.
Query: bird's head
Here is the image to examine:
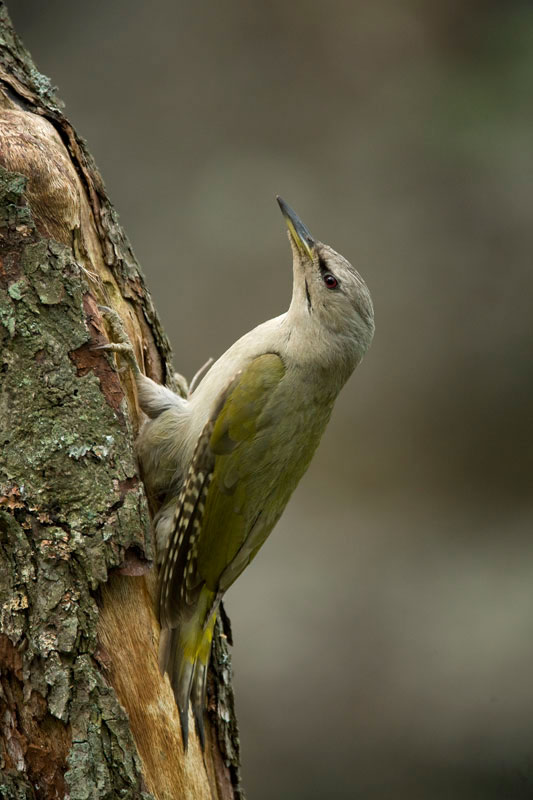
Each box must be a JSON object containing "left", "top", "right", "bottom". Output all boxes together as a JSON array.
[{"left": 278, "top": 197, "right": 374, "bottom": 371}]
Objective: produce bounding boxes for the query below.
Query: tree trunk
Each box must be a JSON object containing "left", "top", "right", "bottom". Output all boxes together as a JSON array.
[{"left": 0, "top": 4, "right": 243, "bottom": 798}]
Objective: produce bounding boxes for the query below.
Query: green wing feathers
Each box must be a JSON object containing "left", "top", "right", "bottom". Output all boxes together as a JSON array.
[
  {"left": 158, "top": 353, "right": 286, "bottom": 623},
  {"left": 197, "top": 353, "right": 286, "bottom": 589},
  {"left": 210, "top": 353, "right": 285, "bottom": 453},
  {"left": 157, "top": 353, "right": 286, "bottom": 747}
]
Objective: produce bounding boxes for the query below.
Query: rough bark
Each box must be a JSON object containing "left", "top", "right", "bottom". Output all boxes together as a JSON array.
[{"left": 0, "top": 4, "right": 243, "bottom": 799}]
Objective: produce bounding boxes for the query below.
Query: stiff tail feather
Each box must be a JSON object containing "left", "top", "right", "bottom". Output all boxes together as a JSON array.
[{"left": 158, "top": 606, "right": 217, "bottom": 750}]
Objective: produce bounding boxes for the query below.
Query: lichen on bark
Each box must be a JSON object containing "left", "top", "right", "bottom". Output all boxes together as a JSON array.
[
  {"left": 0, "top": 4, "right": 243, "bottom": 798},
  {"left": 0, "top": 164, "right": 153, "bottom": 799}
]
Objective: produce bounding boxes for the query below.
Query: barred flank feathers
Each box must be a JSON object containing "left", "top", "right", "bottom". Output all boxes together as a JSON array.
[
  {"left": 158, "top": 420, "right": 215, "bottom": 629},
  {"left": 157, "top": 372, "right": 243, "bottom": 749},
  {"left": 157, "top": 417, "right": 216, "bottom": 749}
]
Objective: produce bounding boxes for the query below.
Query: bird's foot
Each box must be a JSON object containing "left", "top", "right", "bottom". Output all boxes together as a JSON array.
[
  {"left": 94, "top": 305, "right": 140, "bottom": 375},
  {"left": 168, "top": 357, "right": 214, "bottom": 399},
  {"left": 169, "top": 371, "right": 190, "bottom": 399}
]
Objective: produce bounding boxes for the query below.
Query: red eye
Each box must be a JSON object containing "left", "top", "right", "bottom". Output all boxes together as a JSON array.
[{"left": 323, "top": 273, "right": 338, "bottom": 289}]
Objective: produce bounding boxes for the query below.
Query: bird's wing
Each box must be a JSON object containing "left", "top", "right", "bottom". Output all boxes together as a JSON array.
[{"left": 158, "top": 353, "right": 286, "bottom": 629}]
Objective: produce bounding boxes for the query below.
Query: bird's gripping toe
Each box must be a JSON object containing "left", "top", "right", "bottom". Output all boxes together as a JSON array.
[{"left": 94, "top": 305, "right": 141, "bottom": 375}]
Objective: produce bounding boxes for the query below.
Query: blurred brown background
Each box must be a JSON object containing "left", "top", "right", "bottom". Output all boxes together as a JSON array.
[{"left": 10, "top": 1, "right": 533, "bottom": 797}]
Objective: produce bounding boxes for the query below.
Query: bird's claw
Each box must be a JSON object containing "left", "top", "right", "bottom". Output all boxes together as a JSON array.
[
  {"left": 98, "top": 306, "right": 130, "bottom": 344},
  {"left": 94, "top": 306, "right": 140, "bottom": 374}
]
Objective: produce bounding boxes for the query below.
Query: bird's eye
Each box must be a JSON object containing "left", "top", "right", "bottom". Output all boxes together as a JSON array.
[{"left": 323, "top": 273, "right": 338, "bottom": 289}]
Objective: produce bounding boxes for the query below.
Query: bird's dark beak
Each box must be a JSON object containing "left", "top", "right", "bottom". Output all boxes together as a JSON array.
[{"left": 277, "top": 196, "right": 315, "bottom": 259}]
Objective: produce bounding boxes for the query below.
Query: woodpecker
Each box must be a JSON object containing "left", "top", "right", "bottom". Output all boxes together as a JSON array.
[{"left": 98, "top": 197, "right": 374, "bottom": 749}]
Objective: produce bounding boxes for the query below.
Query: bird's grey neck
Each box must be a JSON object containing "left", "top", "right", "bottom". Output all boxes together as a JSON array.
[{"left": 280, "top": 310, "right": 360, "bottom": 394}]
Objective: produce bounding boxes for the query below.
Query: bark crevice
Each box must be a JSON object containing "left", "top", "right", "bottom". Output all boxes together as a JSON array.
[{"left": 0, "top": 3, "right": 243, "bottom": 798}]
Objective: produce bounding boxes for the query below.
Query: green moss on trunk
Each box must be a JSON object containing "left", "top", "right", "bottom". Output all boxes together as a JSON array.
[
  {"left": 0, "top": 3, "right": 243, "bottom": 797},
  {"left": 0, "top": 165, "right": 153, "bottom": 799}
]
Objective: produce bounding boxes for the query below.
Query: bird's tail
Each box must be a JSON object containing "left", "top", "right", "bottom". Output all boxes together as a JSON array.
[{"left": 158, "top": 591, "right": 217, "bottom": 750}]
